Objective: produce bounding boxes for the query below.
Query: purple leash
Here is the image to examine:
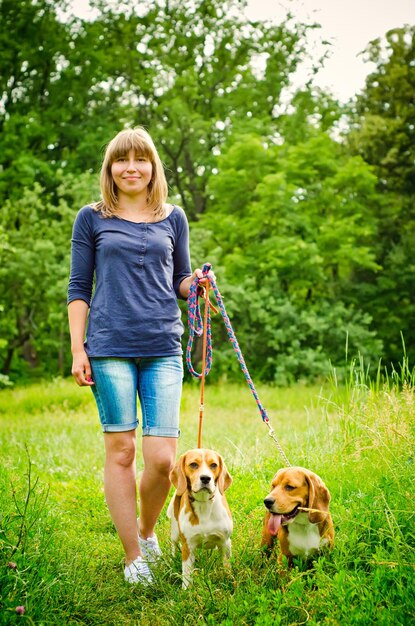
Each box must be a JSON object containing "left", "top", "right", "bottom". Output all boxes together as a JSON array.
[{"left": 186, "top": 263, "right": 291, "bottom": 467}]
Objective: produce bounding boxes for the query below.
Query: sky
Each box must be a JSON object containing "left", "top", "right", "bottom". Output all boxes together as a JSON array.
[{"left": 70, "top": 0, "right": 414, "bottom": 102}]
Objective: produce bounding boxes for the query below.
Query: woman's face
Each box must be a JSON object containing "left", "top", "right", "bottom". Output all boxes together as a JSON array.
[{"left": 111, "top": 148, "right": 153, "bottom": 197}]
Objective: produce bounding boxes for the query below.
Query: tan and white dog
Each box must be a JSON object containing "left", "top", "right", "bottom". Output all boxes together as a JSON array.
[
  {"left": 261, "top": 467, "right": 334, "bottom": 565},
  {"left": 167, "top": 448, "right": 233, "bottom": 588}
]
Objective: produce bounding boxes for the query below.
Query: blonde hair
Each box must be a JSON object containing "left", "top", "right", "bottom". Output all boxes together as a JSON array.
[{"left": 94, "top": 127, "right": 168, "bottom": 218}]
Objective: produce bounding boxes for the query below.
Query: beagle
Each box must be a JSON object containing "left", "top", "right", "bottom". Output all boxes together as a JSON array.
[
  {"left": 261, "top": 466, "right": 334, "bottom": 565},
  {"left": 167, "top": 448, "right": 233, "bottom": 588}
]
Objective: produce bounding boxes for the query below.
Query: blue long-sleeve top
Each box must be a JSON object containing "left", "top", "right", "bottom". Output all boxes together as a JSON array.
[{"left": 67, "top": 204, "right": 192, "bottom": 357}]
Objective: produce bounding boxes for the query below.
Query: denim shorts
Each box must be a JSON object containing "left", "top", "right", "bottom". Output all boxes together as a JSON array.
[{"left": 89, "top": 356, "right": 183, "bottom": 436}]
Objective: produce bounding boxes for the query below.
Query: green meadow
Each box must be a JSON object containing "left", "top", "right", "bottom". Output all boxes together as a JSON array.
[{"left": 0, "top": 372, "right": 414, "bottom": 625}]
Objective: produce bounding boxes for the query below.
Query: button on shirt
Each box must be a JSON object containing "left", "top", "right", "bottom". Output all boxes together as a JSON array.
[{"left": 67, "top": 204, "right": 192, "bottom": 357}]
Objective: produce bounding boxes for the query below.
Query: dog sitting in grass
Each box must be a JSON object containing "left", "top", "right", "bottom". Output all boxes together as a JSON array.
[
  {"left": 167, "top": 448, "right": 233, "bottom": 588},
  {"left": 261, "top": 466, "right": 334, "bottom": 565}
]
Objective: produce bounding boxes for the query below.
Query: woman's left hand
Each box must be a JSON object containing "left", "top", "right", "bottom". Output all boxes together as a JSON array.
[
  {"left": 193, "top": 267, "right": 216, "bottom": 289},
  {"left": 179, "top": 267, "right": 216, "bottom": 299}
]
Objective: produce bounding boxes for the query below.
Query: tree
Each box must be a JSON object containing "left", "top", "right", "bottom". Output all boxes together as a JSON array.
[
  {"left": 0, "top": 172, "right": 99, "bottom": 378},
  {"left": 348, "top": 26, "right": 415, "bottom": 366},
  {"left": 0, "top": 0, "right": 72, "bottom": 198},
  {"left": 191, "top": 129, "right": 383, "bottom": 383}
]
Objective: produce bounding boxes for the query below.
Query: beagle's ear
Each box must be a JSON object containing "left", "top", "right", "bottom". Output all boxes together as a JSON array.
[
  {"left": 169, "top": 454, "right": 188, "bottom": 496},
  {"left": 218, "top": 458, "right": 232, "bottom": 494},
  {"left": 305, "top": 470, "right": 331, "bottom": 524}
]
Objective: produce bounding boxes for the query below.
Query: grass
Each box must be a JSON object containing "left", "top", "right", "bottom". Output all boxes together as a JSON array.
[{"left": 0, "top": 373, "right": 414, "bottom": 625}]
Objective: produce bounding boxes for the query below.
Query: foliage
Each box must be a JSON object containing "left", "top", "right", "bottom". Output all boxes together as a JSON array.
[
  {"left": 0, "top": 376, "right": 414, "bottom": 624},
  {"left": 347, "top": 25, "right": 415, "bottom": 366},
  {"left": 191, "top": 130, "right": 383, "bottom": 382},
  {"left": 0, "top": 0, "right": 73, "bottom": 199},
  {"left": 0, "top": 173, "right": 99, "bottom": 377}
]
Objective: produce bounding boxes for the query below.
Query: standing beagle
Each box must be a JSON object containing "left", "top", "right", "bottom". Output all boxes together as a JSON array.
[{"left": 167, "top": 448, "right": 233, "bottom": 588}]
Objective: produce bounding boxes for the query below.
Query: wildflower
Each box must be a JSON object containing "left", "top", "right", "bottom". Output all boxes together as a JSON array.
[
  {"left": 15, "top": 606, "right": 25, "bottom": 615},
  {"left": 7, "top": 561, "right": 17, "bottom": 570}
]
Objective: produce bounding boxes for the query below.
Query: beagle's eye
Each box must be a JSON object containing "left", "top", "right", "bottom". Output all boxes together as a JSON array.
[
  {"left": 189, "top": 462, "right": 199, "bottom": 469},
  {"left": 285, "top": 484, "right": 295, "bottom": 491},
  {"left": 210, "top": 463, "right": 218, "bottom": 469}
]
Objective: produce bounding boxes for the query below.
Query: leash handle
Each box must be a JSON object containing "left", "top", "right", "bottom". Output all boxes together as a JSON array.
[
  {"left": 186, "top": 263, "right": 213, "bottom": 378},
  {"left": 186, "top": 263, "right": 291, "bottom": 466}
]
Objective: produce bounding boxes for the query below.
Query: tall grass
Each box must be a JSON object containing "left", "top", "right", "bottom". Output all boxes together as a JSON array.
[{"left": 0, "top": 366, "right": 414, "bottom": 625}]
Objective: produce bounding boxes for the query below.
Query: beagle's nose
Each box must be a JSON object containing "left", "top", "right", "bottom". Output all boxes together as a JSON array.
[
  {"left": 200, "top": 475, "right": 211, "bottom": 485},
  {"left": 264, "top": 497, "right": 275, "bottom": 510}
]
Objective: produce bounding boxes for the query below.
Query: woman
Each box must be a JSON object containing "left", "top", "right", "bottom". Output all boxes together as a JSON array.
[{"left": 68, "top": 127, "right": 211, "bottom": 584}]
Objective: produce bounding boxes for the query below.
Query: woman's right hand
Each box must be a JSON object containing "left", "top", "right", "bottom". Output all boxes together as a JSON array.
[{"left": 71, "top": 350, "right": 94, "bottom": 386}]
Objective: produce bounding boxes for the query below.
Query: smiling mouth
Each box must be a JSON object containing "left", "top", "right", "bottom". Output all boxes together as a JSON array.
[
  {"left": 280, "top": 505, "right": 300, "bottom": 521},
  {"left": 267, "top": 505, "right": 300, "bottom": 535}
]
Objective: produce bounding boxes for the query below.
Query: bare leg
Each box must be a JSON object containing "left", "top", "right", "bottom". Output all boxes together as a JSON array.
[
  {"left": 138, "top": 436, "right": 177, "bottom": 539},
  {"left": 103, "top": 430, "right": 140, "bottom": 565}
]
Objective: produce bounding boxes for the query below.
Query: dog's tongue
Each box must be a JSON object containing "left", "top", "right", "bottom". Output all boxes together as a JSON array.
[{"left": 268, "top": 514, "right": 282, "bottom": 536}]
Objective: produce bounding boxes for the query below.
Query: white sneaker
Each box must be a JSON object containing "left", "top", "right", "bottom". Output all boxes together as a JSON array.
[
  {"left": 137, "top": 519, "right": 162, "bottom": 562},
  {"left": 124, "top": 556, "right": 153, "bottom": 585}
]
